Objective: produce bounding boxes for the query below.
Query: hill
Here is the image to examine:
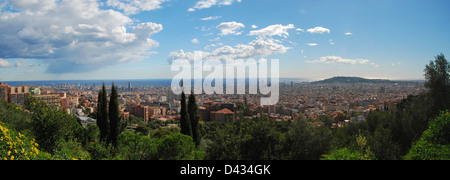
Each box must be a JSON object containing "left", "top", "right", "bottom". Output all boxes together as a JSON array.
[{"left": 312, "top": 77, "right": 395, "bottom": 84}]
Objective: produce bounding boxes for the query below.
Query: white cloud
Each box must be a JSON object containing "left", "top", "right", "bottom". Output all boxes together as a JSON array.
[
  {"left": 248, "top": 24, "right": 295, "bottom": 38},
  {"left": 307, "top": 56, "right": 370, "bottom": 65},
  {"left": 307, "top": 26, "right": 331, "bottom": 34},
  {"left": 106, "top": 0, "right": 170, "bottom": 15},
  {"left": 188, "top": 0, "right": 217, "bottom": 12},
  {"left": 0, "top": 0, "right": 163, "bottom": 73},
  {"left": 201, "top": 16, "right": 221, "bottom": 21},
  {"left": 169, "top": 38, "right": 290, "bottom": 62},
  {"left": 345, "top": 32, "right": 353, "bottom": 35},
  {"left": 0, "top": 58, "right": 12, "bottom": 68},
  {"left": 204, "top": 43, "right": 223, "bottom": 50},
  {"left": 189, "top": 0, "right": 242, "bottom": 12},
  {"left": 307, "top": 43, "right": 319, "bottom": 46},
  {"left": 216, "top": 21, "right": 245, "bottom": 36},
  {"left": 191, "top": 38, "right": 200, "bottom": 44},
  {"left": 370, "top": 62, "right": 380, "bottom": 68},
  {"left": 251, "top": 25, "right": 258, "bottom": 29},
  {"left": 329, "top": 39, "right": 335, "bottom": 45}
]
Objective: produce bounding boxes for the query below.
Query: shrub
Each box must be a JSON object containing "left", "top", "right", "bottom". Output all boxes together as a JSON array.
[{"left": 0, "top": 122, "right": 50, "bottom": 160}]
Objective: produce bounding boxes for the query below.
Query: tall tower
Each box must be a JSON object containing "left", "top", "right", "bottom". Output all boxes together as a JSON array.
[{"left": 128, "top": 81, "right": 132, "bottom": 91}]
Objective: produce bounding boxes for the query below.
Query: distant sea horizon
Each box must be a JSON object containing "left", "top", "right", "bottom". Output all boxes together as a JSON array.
[
  {"left": 1, "top": 78, "right": 309, "bottom": 87},
  {"left": 1, "top": 77, "right": 424, "bottom": 87}
]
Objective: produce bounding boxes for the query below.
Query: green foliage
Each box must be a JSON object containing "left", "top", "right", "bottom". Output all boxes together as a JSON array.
[
  {"left": 97, "top": 83, "right": 109, "bottom": 142},
  {"left": 109, "top": 82, "right": 121, "bottom": 145},
  {"left": 243, "top": 125, "right": 284, "bottom": 159},
  {"left": 157, "top": 133, "right": 204, "bottom": 160},
  {"left": 52, "top": 140, "right": 90, "bottom": 160},
  {"left": 86, "top": 141, "right": 114, "bottom": 160},
  {"left": 201, "top": 121, "right": 241, "bottom": 160},
  {"left": 406, "top": 112, "right": 450, "bottom": 160},
  {"left": 0, "top": 121, "right": 48, "bottom": 160},
  {"left": 321, "top": 148, "right": 373, "bottom": 160},
  {"left": 424, "top": 53, "right": 450, "bottom": 112},
  {"left": 2, "top": 93, "right": 207, "bottom": 161},
  {"left": 318, "top": 115, "right": 333, "bottom": 129},
  {"left": 396, "top": 94, "right": 436, "bottom": 151},
  {"left": 180, "top": 92, "right": 192, "bottom": 137},
  {"left": 200, "top": 116, "right": 316, "bottom": 160},
  {"left": 284, "top": 117, "right": 332, "bottom": 160},
  {"left": 322, "top": 132, "right": 375, "bottom": 160},
  {"left": 335, "top": 113, "right": 350, "bottom": 123},
  {"left": 116, "top": 131, "right": 159, "bottom": 160},
  {"left": 0, "top": 100, "right": 30, "bottom": 131},
  {"left": 188, "top": 92, "right": 200, "bottom": 146},
  {"left": 79, "top": 124, "right": 100, "bottom": 147},
  {"left": 369, "top": 126, "right": 401, "bottom": 160},
  {"left": 25, "top": 94, "right": 83, "bottom": 153}
]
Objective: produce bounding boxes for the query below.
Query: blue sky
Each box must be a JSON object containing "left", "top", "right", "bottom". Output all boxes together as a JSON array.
[{"left": 0, "top": 0, "right": 449, "bottom": 81}]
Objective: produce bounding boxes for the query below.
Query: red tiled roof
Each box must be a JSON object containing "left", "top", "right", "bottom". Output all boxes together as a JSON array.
[{"left": 212, "top": 108, "right": 233, "bottom": 114}]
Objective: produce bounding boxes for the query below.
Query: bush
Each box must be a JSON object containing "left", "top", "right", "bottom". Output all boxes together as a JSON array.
[
  {"left": 406, "top": 112, "right": 450, "bottom": 160},
  {"left": 0, "top": 122, "right": 50, "bottom": 160},
  {"left": 116, "top": 131, "right": 159, "bottom": 160},
  {"left": 52, "top": 140, "right": 91, "bottom": 160},
  {"left": 157, "top": 133, "right": 204, "bottom": 160},
  {"left": 321, "top": 148, "right": 366, "bottom": 160}
]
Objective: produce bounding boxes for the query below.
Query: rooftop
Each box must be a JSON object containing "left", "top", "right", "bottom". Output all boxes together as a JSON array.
[{"left": 212, "top": 108, "right": 234, "bottom": 115}]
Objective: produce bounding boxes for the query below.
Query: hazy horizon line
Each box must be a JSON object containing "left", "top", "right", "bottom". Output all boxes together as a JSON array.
[{"left": 1, "top": 76, "right": 426, "bottom": 83}]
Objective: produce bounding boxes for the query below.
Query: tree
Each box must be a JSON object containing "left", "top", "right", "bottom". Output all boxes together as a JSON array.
[
  {"left": 180, "top": 91, "right": 192, "bottom": 137},
  {"left": 406, "top": 112, "right": 450, "bottom": 160},
  {"left": 25, "top": 94, "right": 82, "bottom": 153},
  {"left": 188, "top": 92, "right": 200, "bottom": 146},
  {"left": 157, "top": 133, "right": 204, "bottom": 160},
  {"left": 336, "top": 113, "right": 350, "bottom": 124},
  {"left": 116, "top": 132, "right": 158, "bottom": 160},
  {"left": 284, "top": 117, "right": 332, "bottom": 160},
  {"left": 424, "top": 53, "right": 450, "bottom": 112},
  {"left": 239, "top": 118, "right": 284, "bottom": 160},
  {"left": 109, "top": 82, "right": 121, "bottom": 145},
  {"left": 369, "top": 126, "right": 401, "bottom": 160},
  {"left": 97, "top": 83, "right": 109, "bottom": 141}
]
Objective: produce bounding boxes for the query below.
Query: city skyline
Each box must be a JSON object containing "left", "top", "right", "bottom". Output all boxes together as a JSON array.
[{"left": 1, "top": 0, "right": 450, "bottom": 81}]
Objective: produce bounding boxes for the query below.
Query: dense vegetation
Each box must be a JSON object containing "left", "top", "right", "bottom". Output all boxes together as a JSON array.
[{"left": 1, "top": 54, "right": 449, "bottom": 160}]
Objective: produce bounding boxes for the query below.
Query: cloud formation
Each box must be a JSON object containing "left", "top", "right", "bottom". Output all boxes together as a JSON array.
[
  {"left": 307, "top": 26, "right": 331, "bottom": 34},
  {"left": 307, "top": 56, "right": 370, "bottom": 65},
  {"left": 188, "top": 0, "right": 242, "bottom": 12},
  {"left": 191, "top": 38, "right": 200, "bottom": 44},
  {"left": 201, "top": 16, "right": 221, "bottom": 21},
  {"left": 106, "top": 0, "right": 170, "bottom": 15},
  {"left": 0, "top": 0, "right": 163, "bottom": 74},
  {"left": 216, "top": 21, "right": 245, "bottom": 36},
  {"left": 168, "top": 38, "right": 290, "bottom": 62},
  {"left": 249, "top": 24, "right": 295, "bottom": 38},
  {"left": 0, "top": 58, "right": 12, "bottom": 68}
]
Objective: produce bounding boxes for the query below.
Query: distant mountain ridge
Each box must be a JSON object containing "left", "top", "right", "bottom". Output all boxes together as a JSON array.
[{"left": 312, "top": 76, "right": 395, "bottom": 84}]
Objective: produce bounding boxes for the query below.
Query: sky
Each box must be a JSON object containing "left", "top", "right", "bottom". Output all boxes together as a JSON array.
[{"left": 0, "top": 0, "right": 449, "bottom": 81}]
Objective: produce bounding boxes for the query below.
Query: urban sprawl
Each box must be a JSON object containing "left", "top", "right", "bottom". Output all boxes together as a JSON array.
[{"left": 0, "top": 80, "right": 425, "bottom": 129}]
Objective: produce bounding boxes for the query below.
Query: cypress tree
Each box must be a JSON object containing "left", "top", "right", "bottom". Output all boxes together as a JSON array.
[
  {"left": 109, "top": 82, "right": 120, "bottom": 145},
  {"left": 188, "top": 92, "right": 200, "bottom": 146},
  {"left": 180, "top": 91, "right": 192, "bottom": 137},
  {"left": 97, "top": 83, "right": 109, "bottom": 141}
]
